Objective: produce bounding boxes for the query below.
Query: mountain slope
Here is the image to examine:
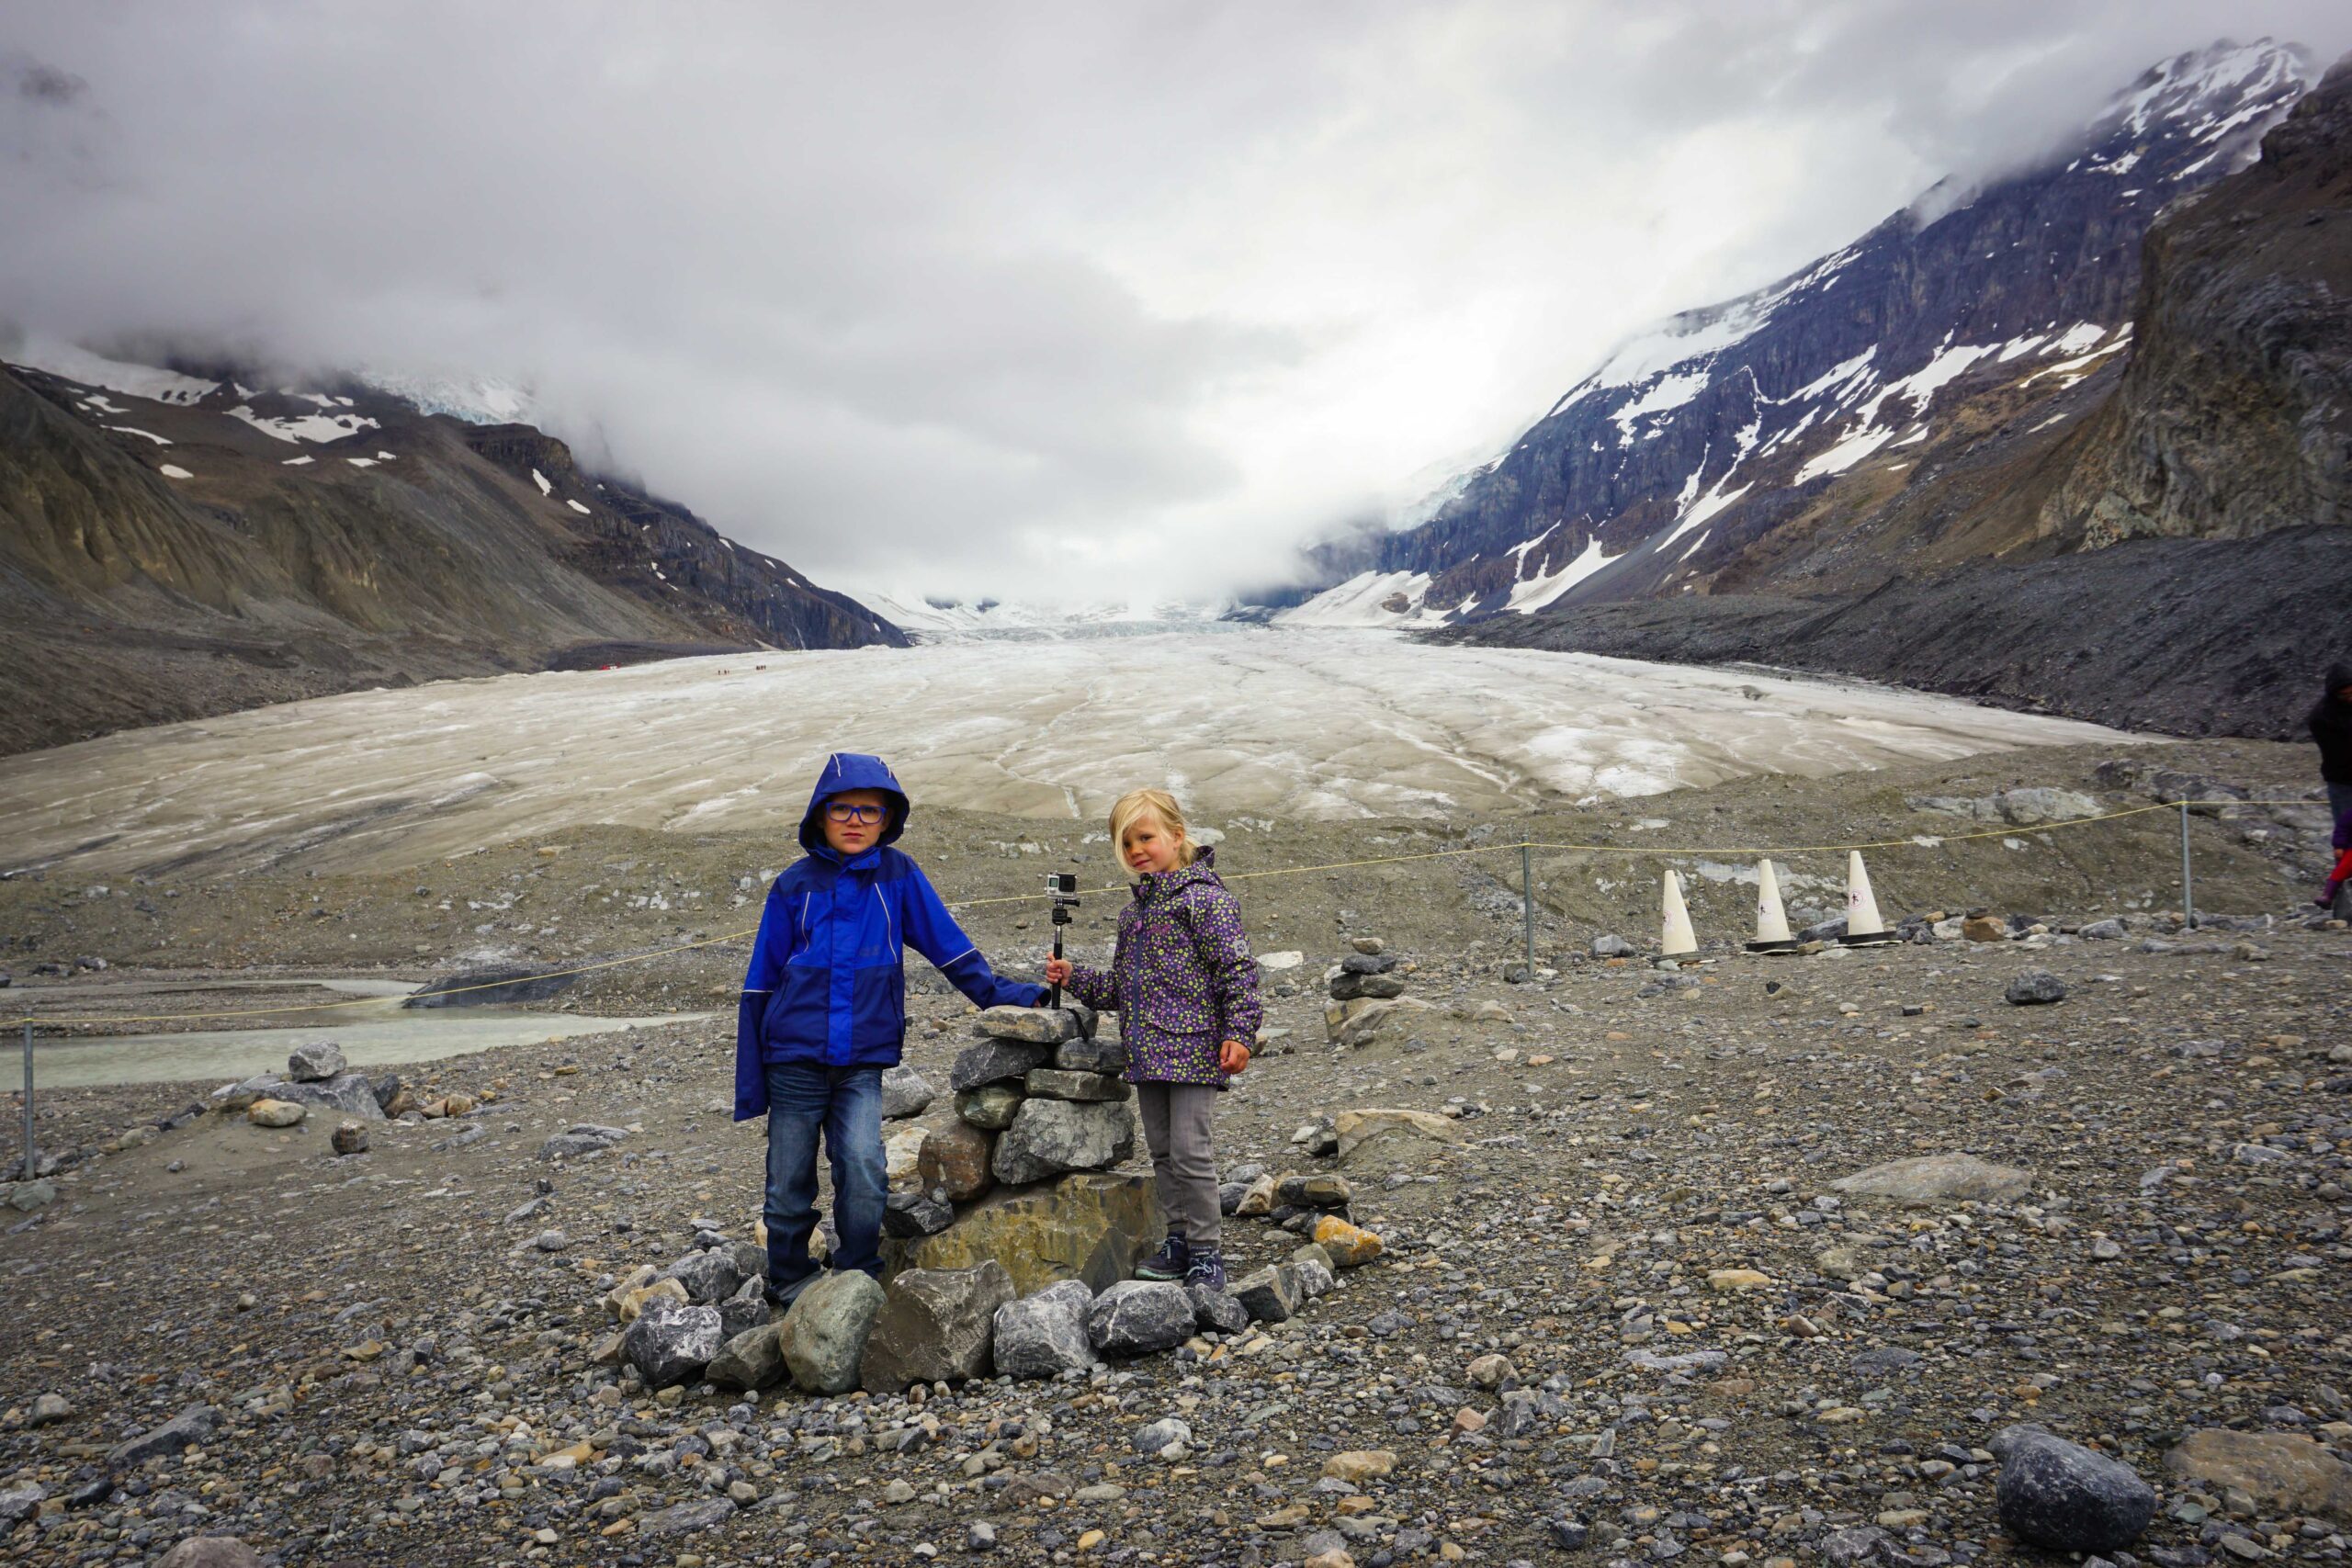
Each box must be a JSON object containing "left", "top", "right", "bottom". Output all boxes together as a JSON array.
[
  {"left": 1285, "top": 39, "right": 2313, "bottom": 626},
  {"left": 1436, "top": 51, "right": 2352, "bottom": 741},
  {"left": 0, "top": 347, "right": 902, "bottom": 755}
]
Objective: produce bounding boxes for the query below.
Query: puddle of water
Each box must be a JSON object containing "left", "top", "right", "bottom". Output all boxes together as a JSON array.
[{"left": 28, "top": 1010, "right": 716, "bottom": 1089}]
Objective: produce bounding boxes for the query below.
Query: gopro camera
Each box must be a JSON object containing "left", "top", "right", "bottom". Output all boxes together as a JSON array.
[{"left": 1046, "top": 873, "right": 1080, "bottom": 1007}]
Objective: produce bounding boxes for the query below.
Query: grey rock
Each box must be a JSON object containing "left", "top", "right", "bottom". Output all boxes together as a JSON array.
[
  {"left": 992, "top": 1280, "right": 1100, "bottom": 1381},
  {"left": 1288, "top": 1256, "right": 1336, "bottom": 1300},
  {"left": 1591, "top": 933, "right": 1634, "bottom": 958},
  {"left": 1851, "top": 1347, "right": 1923, "bottom": 1378},
  {"left": 860, "top": 1261, "right": 1017, "bottom": 1391},
  {"left": 1188, "top": 1283, "right": 1250, "bottom": 1334},
  {"left": 1340, "top": 952, "right": 1399, "bottom": 975},
  {"left": 955, "top": 1084, "right": 1024, "bottom": 1131},
  {"left": 706, "top": 1323, "right": 786, "bottom": 1391},
  {"left": 0, "top": 1483, "right": 45, "bottom": 1525},
  {"left": 28, "top": 1393, "right": 72, "bottom": 1427},
  {"left": 1133, "top": 1416, "right": 1193, "bottom": 1454},
  {"left": 718, "top": 1284, "right": 769, "bottom": 1343},
  {"left": 950, "top": 1039, "right": 1051, "bottom": 1092},
  {"left": 155, "top": 1540, "right": 263, "bottom": 1568},
  {"left": 540, "top": 1123, "right": 630, "bottom": 1160},
  {"left": 261, "top": 1070, "right": 384, "bottom": 1122},
  {"left": 1993, "top": 1423, "right": 2155, "bottom": 1553},
  {"left": 1234, "top": 1266, "right": 1296, "bottom": 1323},
  {"left": 2080, "top": 919, "right": 2127, "bottom": 940},
  {"left": 640, "top": 1496, "right": 737, "bottom": 1537},
  {"left": 532, "top": 1229, "right": 568, "bottom": 1253},
  {"left": 973, "top": 1006, "right": 1080, "bottom": 1043},
  {"left": 778, "top": 1269, "right": 887, "bottom": 1394},
  {"left": 2006, "top": 969, "right": 2068, "bottom": 1005},
  {"left": 992, "top": 1097, "right": 1136, "bottom": 1183},
  {"left": 285, "top": 1042, "right": 346, "bottom": 1082},
  {"left": 1023, "top": 1067, "right": 1131, "bottom": 1102},
  {"left": 1329, "top": 971, "right": 1407, "bottom": 1001},
  {"left": 1821, "top": 1527, "right": 1893, "bottom": 1566},
  {"left": 661, "top": 1248, "right": 743, "bottom": 1304},
  {"left": 1056, "top": 1036, "right": 1129, "bottom": 1075},
  {"left": 880, "top": 1065, "right": 937, "bottom": 1121},
  {"left": 1087, "top": 1280, "right": 1195, "bottom": 1356},
  {"left": 622, "top": 1299, "right": 725, "bottom": 1390},
  {"left": 107, "top": 1403, "right": 220, "bottom": 1468},
  {"left": 883, "top": 1190, "right": 956, "bottom": 1236},
  {"left": 1829, "top": 1152, "right": 2033, "bottom": 1207},
  {"left": 369, "top": 1073, "right": 402, "bottom": 1111}
]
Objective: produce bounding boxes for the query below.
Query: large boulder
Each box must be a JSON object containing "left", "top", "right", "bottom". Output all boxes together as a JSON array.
[
  {"left": 659, "top": 1249, "right": 742, "bottom": 1305},
  {"left": 992, "top": 1098, "right": 1136, "bottom": 1183},
  {"left": 859, "top": 1262, "right": 1017, "bottom": 1392},
  {"left": 622, "top": 1299, "right": 725, "bottom": 1390},
  {"left": 107, "top": 1404, "right": 220, "bottom": 1468},
  {"left": 918, "top": 1122, "right": 996, "bottom": 1201},
  {"left": 950, "top": 1039, "right": 1051, "bottom": 1092},
  {"left": 541, "top": 1122, "right": 629, "bottom": 1159},
  {"left": 777, "top": 1270, "right": 886, "bottom": 1394},
  {"left": 884, "top": 1171, "right": 1161, "bottom": 1295},
  {"left": 256, "top": 1071, "right": 385, "bottom": 1122},
  {"left": 880, "top": 1065, "right": 936, "bottom": 1121},
  {"left": 1332, "top": 1107, "right": 1464, "bottom": 1161},
  {"left": 1087, "top": 1280, "right": 1195, "bottom": 1357},
  {"left": 883, "top": 1190, "right": 955, "bottom": 1237},
  {"left": 2165, "top": 1429, "right": 2352, "bottom": 1521},
  {"left": 1992, "top": 1424, "right": 2154, "bottom": 1553},
  {"left": 1829, "top": 1153, "right": 2032, "bottom": 1207},
  {"left": 992, "top": 1279, "right": 1100, "bottom": 1380},
  {"left": 285, "top": 1042, "right": 346, "bottom": 1082}
]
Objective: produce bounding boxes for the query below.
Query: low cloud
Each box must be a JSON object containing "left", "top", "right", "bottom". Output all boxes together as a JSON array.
[{"left": 4, "top": 2, "right": 2347, "bottom": 605}]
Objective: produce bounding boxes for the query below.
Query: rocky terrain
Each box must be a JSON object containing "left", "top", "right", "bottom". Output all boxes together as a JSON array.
[
  {"left": 1, "top": 738, "right": 2348, "bottom": 1566},
  {"left": 0, "top": 353, "right": 902, "bottom": 757}
]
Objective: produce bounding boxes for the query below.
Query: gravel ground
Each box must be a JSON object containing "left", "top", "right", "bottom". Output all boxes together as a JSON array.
[{"left": 1, "top": 739, "right": 2348, "bottom": 1568}]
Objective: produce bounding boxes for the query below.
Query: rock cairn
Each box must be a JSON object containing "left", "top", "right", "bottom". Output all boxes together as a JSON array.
[
  {"left": 594, "top": 1003, "right": 1385, "bottom": 1402},
  {"left": 1321, "top": 935, "right": 1431, "bottom": 1047}
]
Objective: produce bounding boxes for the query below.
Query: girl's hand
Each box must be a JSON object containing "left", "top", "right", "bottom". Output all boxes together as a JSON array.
[
  {"left": 1219, "top": 1039, "right": 1250, "bottom": 1076},
  {"left": 1045, "top": 957, "right": 1073, "bottom": 987}
]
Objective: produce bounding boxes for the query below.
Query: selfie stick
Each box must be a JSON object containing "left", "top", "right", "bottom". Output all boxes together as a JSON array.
[{"left": 1050, "top": 919, "right": 1064, "bottom": 1011}]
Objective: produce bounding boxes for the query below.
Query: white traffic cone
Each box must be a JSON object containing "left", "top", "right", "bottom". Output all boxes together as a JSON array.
[
  {"left": 1747, "top": 858, "right": 1799, "bottom": 953},
  {"left": 1661, "top": 869, "right": 1699, "bottom": 957},
  {"left": 1840, "top": 849, "right": 1897, "bottom": 945}
]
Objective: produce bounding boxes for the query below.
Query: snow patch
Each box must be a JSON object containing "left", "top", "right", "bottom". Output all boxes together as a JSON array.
[
  {"left": 158, "top": 464, "right": 194, "bottom": 479},
  {"left": 7, "top": 339, "right": 219, "bottom": 404},
  {"left": 1507, "top": 536, "right": 1621, "bottom": 614},
  {"left": 228, "top": 406, "right": 380, "bottom": 446},
  {"left": 532, "top": 468, "right": 553, "bottom": 496}
]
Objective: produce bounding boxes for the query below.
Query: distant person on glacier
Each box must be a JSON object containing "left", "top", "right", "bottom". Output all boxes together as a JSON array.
[
  {"left": 735, "top": 752, "right": 1048, "bottom": 1308},
  {"left": 2313, "top": 662, "right": 2352, "bottom": 825}
]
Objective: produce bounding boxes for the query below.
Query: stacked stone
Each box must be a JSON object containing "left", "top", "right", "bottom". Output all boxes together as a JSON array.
[
  {"left": 911, "top": 1004, "right": 1135, "bottom": 1218},
  {"left": 1323, "top": 936, "right": 1425, "bottom": 1046}
]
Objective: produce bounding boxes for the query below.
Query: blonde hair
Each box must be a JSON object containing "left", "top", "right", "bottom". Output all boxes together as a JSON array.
[{"left": 1109, "top": 787, "right": 1194, "bottom": 876}]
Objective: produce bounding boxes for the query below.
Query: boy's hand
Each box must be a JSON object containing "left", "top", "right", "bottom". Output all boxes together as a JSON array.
[
  {"left": 1219, "top": 1039, "right": 1250, "bottom": 1076},
  {"left": 1044, "top": 957, "right": 1073, "bottom": 987}
]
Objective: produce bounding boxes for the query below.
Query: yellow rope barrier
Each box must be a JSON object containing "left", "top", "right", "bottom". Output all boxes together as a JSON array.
[{"left": 6, "top": 794, "right": 2327, "bottom": 1032}]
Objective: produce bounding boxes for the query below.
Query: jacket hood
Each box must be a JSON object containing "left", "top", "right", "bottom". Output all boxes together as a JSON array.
[
  {"left": 2329, "top": 663, "right": 2352, "bottom": 696},
  {"left": 799, "top": 752, "right": 911, "bottom": 855},
  {"left": 1131, "top": 844, "right": 1220, "bottom": 899}
]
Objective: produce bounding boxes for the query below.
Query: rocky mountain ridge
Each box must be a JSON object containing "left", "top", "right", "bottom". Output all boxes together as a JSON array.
[
  {"left": 0, "top": 346, "right": 902, "bottom": 755},
  {"left": 1283, "top": 39, "right": 2317, "bottom": 627}
]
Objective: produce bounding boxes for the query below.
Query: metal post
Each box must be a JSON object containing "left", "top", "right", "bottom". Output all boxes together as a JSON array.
[
  {"left": 2179, "top": 799, "right": 2195, "bottom": 931},
  {"left": 1521, "top": 843, "right": 1536, "bottom": 971},
  {"left": 19, "top": 1019, "right": 33, "bottom": 1184}
]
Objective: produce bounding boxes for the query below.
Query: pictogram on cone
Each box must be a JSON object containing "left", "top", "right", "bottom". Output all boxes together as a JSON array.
[
  {"left": 1840, "top": 849, "right": 1897, "bottom": 945},
  {"left": 1661, "top": 869, "right": 1699, "bottom": 957},
  {"left": 1747, "top": 859, "right": 1799, "bottom": 953}
]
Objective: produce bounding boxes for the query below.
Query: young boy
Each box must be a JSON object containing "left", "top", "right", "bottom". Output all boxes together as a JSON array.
[{"left": 736, "top": 752, "right": 1047, "bottom": 1306}]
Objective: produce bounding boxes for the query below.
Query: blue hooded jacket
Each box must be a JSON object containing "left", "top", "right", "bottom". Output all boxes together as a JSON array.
[{"left": 734, "top": 752, "right": 1046, "bottom": 1119}]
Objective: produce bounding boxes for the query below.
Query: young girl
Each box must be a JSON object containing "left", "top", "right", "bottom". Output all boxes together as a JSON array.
[{"left": 1046, "top": 788, "right": 1260, "bottom": 1291}]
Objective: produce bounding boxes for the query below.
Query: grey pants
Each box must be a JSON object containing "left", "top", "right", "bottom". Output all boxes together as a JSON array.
[{"left": 1136, "top": 1082, "right": 1220, "bottom": 1249}]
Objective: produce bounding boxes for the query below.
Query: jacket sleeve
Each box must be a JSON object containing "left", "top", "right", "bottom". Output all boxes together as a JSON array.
[
  {"left": 1062, "top": 960, "right": 1118, "bottom": 1013},
  {"left": 1189, "top": 886, "right": 1262, "bottom": 1046},
  {"left": 899, "top": 863, "right": 1049, "bottom": 1010},
  {"left": 734, "top": 885, "right": 792, "bottom": 1121}
]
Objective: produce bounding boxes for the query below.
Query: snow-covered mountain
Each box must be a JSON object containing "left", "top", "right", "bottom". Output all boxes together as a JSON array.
[
  {"left": 854, "top": 591, "right": 1237, "bottom": 640},
  {"left": 0, "top": 341, "right": 901, "bottom": 753},
  {"left": 1283, "top": 39, "right": 2313, "bottom": 627}
]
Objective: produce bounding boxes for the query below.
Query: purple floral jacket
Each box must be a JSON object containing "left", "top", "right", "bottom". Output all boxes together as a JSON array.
[{"left": 1064, "top": 848, "right": 1262, "bottom": 1088}]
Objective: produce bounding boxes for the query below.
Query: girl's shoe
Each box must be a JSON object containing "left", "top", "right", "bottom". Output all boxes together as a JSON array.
[
  {"left": 1135, "top": 1234, "right": 1191, "bottom": 1281},
  {"left": 1182, "top": 1248, "right": 1227, "bottom": 1292}
]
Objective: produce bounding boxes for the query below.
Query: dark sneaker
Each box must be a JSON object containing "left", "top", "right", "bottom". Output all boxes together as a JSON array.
[
  {"left": 1135, "top": 1233, "right": 1190, "bottom": 1281},
  {"left": 1182, "top": 1248, "right": 1227, "bottom": 1292}
]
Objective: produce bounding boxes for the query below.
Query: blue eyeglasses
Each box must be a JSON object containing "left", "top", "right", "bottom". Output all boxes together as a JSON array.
[{"left": 825, "top": 802, "right": 887, "bottom": 826}]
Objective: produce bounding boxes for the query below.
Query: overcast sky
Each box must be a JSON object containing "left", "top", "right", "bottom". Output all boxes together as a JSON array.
[{"left": 5, "top": 1, "right": 2347, "bottom": 608}]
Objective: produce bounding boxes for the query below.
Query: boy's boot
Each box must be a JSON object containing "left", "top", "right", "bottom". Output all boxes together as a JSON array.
[
  {"left": 1135, "top": 1233, "right": 1190, "bottom": 1281},
  {"left": 1182, "top": 1247, "right": 1227, "bottom": 1293}
]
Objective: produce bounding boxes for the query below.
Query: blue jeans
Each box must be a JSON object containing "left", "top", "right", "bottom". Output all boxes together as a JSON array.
[{"left": 763, "top": 1062, "right": 887, "bottom": 1298}]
